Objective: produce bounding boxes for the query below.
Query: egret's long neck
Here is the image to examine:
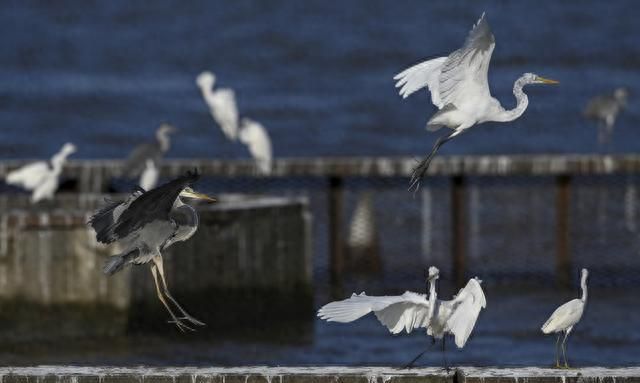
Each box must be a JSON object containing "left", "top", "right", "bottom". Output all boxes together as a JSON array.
[
  {"left": 156, "top": 130, "right": 171, "bottom": 152},
  {"left": 580, "top": 275, "right": 588, "bottom": 303},
  {"left": 50, "top": 150, "right": 71, "bottom": 173},
  {"left": 493, "top": 76, "right": 530, "bottom": 122},
  {"left": 427, "top": 277, "right": 438, "bottom": 320}
]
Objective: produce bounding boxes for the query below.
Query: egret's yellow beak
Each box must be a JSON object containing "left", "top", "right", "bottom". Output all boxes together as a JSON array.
[
  {"left": 537, "top": 76, "right": 559, "bottom": 84},
  {"left": 180, "top": 189, "right": 217, "bottom": 203}
]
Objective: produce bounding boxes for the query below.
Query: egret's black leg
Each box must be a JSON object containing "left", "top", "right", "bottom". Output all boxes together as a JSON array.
[
  {"left": 402, "top": 349, "right": 428, "bottom": 369},
  {"left": 442, "top": 337, "right": 450, "bottom": 372},
  {"left": 409, "top": 131, "right": 455, "bottom": 195},
  {"left": 554, "top": 333, "right": 561, "bottom": 368}
]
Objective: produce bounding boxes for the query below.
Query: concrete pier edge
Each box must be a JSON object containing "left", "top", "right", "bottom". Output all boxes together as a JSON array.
[{"left": 0, "top": 367, "right": 638, "bottom": 383}]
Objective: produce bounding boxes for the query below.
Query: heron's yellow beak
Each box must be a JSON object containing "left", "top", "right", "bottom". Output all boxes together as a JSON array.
[
  {"left": 537, "top": 76, "right": 559, "bottom": 84},
  {"left": 180, "top": 189, "right": 217, "bottom": 203}
]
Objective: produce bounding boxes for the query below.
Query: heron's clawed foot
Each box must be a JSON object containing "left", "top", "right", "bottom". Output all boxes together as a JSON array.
[
  {"left": 168, "top": 319, "right": 197, "bottom": 332},
  {"left": 408, "top": 160, "right": 428, "bottom": 195},
  {"left": 179, "top": 315, "right": 206, "bottom": 326}
]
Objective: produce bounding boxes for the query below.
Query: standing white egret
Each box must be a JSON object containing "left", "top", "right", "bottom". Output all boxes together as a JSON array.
[
  {"left": 123, "top": 124, "right": 176, "bottom": 178},
  {"left": 239, "top": 118, "right": 273, "bottom": 175},
  {"left": 139, "top": 159, "right": 159, "bottom": 191},
  {"left": 318, "top": 266, "right": 486, "bottom": 368},
  {"left": 6, "top": 142, "right": 77, "bottom": 203},
  {"left": 196, "top": 71, "right": 240, "bottom": 141},
  {"left": 584, "top": 88, "right": 628, "bottom": 147},
  {"left": 394, "top": 13, "right": 558, "bottom": 192},
  {"left": 541, "top": 268, "right": 589, "bottom": 368}
]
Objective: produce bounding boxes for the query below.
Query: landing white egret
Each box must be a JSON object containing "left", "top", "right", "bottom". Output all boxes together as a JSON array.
[
  {"left": 541, "top": 268, "right": 589, "bottom": 368},
  {"left": 394, "top": 13, "right": 558, "bottom": 192},
  {"left": 5, "top": 142, "right": 76, "bottom": 203},
  {"left": 88, "top": 171, "right": 216, "bottom": 332},
  {"left": 318, "top": 266, "right": 486, "bottom": 368},
  {"left": 239, "top": 118, "right": 273, "bottom": 175},
  {"left": 196, "top": 71, "right": 239, "bottom": 141},
  {"left": 123, "top": 124, "right": 176, "bottom": 178},
  {"left": 584, "top": 88, "right": 628, "bottom": 147}
]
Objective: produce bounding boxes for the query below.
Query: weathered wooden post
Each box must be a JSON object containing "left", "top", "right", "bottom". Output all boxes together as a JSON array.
[
  {"left": 451, "top": 175, "right": 467, "bottom": 288},
  {"left": 328, "top": 175, "right": 345, "bottom": 298},
  {"left": 555, "top": 175, "right": 572, "bottom": 288}
]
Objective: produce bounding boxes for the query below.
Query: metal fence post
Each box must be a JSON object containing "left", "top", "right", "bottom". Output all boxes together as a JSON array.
[
  {"left": 328, "top": 175, "right": 345, "bottom": 298},
  {"left": 556, "top": 175, "right": 572, "bottom": 288},
  {"left": 451, "top": 175, "right": 467, "bottom": 288}
]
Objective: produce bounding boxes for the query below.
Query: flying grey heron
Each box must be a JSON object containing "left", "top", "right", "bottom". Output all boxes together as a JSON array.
[
  {"left": 88, "top": 171, "right": 216, "bottom": 331},
  {"left": 196, "top": 71, "right": 240, "bottom": 141},
  {"left": 123, "top": 123, "right": 176, "bottom": 178},
  {"left": 541, "top": 268, "right": 589, "bottom": 368},
  {"left": 318, "top": 266, "right": 486, "bottom": 369},
  {"left": 393, "top": 13, "right": 558, "bottom": 193},
  {"left": 5, "top": 142, "right": 76, "bottom": 203},
  {"left": 584, "top": 88, "right": 628, "bottom": 147},
  {"left": 239, "top": 118, "right": 273, "bottom": 175}
]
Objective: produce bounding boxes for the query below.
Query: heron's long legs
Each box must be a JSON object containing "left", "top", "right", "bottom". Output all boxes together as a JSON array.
[
  {"left": 150, "top": 264, "right": 194, "bottom": 332},
  {"left": 409, "top": 131, "right": 455, "bottom": 195},
  {"left": 153, "top": 257, "right": 205, "bottom": 326},
  {"left": 554, "top": 333, "right": 561, "bottom": 368}
]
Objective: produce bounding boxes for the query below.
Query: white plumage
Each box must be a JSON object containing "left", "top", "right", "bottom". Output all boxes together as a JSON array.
[
  {"left": 139, "top": 159, "right": 159, "bottom": 191},
  {"left": 196, "top": 71, "right": 239, "bottom": 141},
  {"left": 394, "top": 13, "right": 558, "bottom": 192},
  {"left": 6, "top": 142, "right": 76, "bottom": 203},
  {"left": 541, "top": 268, "right": 589, "bottom": 368},
  {"left": 239, "top": 118, "right": 273, "bottom": 175},
  {"left": 318, "top": 266, "right": 486, "bottom": 366}
]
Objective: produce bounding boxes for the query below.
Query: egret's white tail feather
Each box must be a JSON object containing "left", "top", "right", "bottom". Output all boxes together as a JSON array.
[{"left": 394, "top": 57, "right": 447, "bottom": 106}]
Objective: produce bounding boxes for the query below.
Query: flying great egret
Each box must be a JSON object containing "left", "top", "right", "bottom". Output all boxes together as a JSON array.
[
  {"left": 88, "top": 171, "right": 216, "bottom": 332},
  {"left": 394, "top": 13, "right": 558, "bottom": 192},
  {"left": 196, "top": 71, "right": 240, "bottom": 141},
  {"left": 239, "top": 118, "right": 273, "bottom": 175},
  {"left": 123, "top": 124, "right": 176, "bottom": 178},
  {"left": 584, "top": 88, "right": 628, "bottom": 147},
  {"left": 318, "top": 266, "right": 486, "bottom": 368},
  {"left": 541, "top": 268, "right": 589, "bottom": 368},
  {"left": 5, "top": 142, "right": 76, "bottom": 203}
]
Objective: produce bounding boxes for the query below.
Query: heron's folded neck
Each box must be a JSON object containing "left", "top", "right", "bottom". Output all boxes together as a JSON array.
[{"left": 492, "top": 76, "right": 530, "bottom": 123}]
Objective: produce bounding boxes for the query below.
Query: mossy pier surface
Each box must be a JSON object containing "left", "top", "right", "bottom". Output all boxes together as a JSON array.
[{"left": 0, "top": 367, "right": 638, "bottom": 383}]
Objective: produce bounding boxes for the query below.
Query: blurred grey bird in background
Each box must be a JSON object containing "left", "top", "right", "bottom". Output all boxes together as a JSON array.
[
  {"left": 584, "top": 88, "right": 629, "bottom": 148},
  {"left": 5, "top": 142, "right": 77, "bottom": 203},
  {"left": 123, "top": 123, "right": 177, "bottom": 178},
  {"left": 88, "top": 171, "right": 216, "bottom": 331}
]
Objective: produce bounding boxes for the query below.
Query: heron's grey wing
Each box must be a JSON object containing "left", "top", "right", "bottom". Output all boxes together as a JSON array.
[
  {"left": 110, "top": 172, "right": 199, "bottom": 241},
  {"left": 446, "top": 278, "right": 486, "bottom": 348},
  {"left": 124, "top": 142, "right": 162, "bottom": 177},
  {"left": 438, "top": 13, "right": 496, "bottom": 110},
  {"left": 584, "top": 95, "right": 615, "bottom": 119},
  {"left": 88, "top": 189, "right": 145, "bottom": 244},
  {"left": 318, "top": 291, "right": 431, "bottom": 334},
  {"left": 394, "top": 57, "right": 448, "bottom": 107}
]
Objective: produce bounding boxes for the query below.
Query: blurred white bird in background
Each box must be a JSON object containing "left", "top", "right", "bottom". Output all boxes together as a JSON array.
[
  {"left": 584, "top": 88, "right": 629, "bottom": 148},
  {"left": 541, "top": 268, "right": 589, "bottom": 369},
  {"left": 196, "top": 71, "right": 239, "bottom": 141},
  {"left": 394, "top": 13, "right": 558, "bottom": 193},
  {"left": 239, "top": 118, "right": 273, "bottom": 175},
  {"left": 139, "top": 159, "right": 159, "bottom": 191},
  {"left": 123, "top": 123, "right": 176, "bottom": 178},
  {"left": 5, "top": 142, "right": 77, "bottom": 203},
  {"left": 318, "top": 266, "right": 486, "bottom": 369}
]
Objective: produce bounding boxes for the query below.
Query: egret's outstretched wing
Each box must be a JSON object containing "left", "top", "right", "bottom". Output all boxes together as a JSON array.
[
  {"left": 239, "top": 119, "right": 273, "bottom": 175},
  {"left": 438, "top": 13, "right": 495, "bottom": 110},
  {"left": 394, "top": 57, "right": 447, "bottom": 106},
  {"left": 318, "top": 291, "right": 431, "bottom": 334},
  {"left": 6, "top": 161, "right": 50, "bottom": 190},
  {"left": 446, "top": 278, "right": 486, "bottom": 348},
  {"left": 212, "top": 89, "right": 239, "bottom": 141}
]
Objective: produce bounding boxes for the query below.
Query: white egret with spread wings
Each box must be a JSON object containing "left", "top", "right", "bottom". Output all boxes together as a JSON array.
[
  {"left": 394, "top": 13, "right": 558, "bottom": 192},
  {"left": 88, "top": 171, "right": 216, "bottom": 332},
  {"left": 318, "top": 266, "right": 486, "bottom": 368}
]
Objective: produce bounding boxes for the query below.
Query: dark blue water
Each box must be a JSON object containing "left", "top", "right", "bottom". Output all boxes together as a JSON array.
[{"left": 1, "top": 1, "right": 640, "bottom": 160}]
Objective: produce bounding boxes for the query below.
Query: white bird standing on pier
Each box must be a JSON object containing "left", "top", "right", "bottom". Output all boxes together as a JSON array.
[
  {"left": 139, "top": 159, "right": 159, "bottom": 191},
  {"left": 5, "top": 142, "right": 77, "bottom": 203},
  {"left": 394, "top": 13, "right": 558, "bottom": 192},
  {"left": 584, "top": 88, "right": 629, "bottom": 147},
  {"left": 196, "top": 71, "right": 240, "bottom": 141},
  {"left": 239, "top": 118, "right": 273, "bottom": 175},
  {"left": 318, "top": 266, "right": 486, "bottom": 368},
  {"left": 541, "top": 268, "right": 589, "bottom": 369}
]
